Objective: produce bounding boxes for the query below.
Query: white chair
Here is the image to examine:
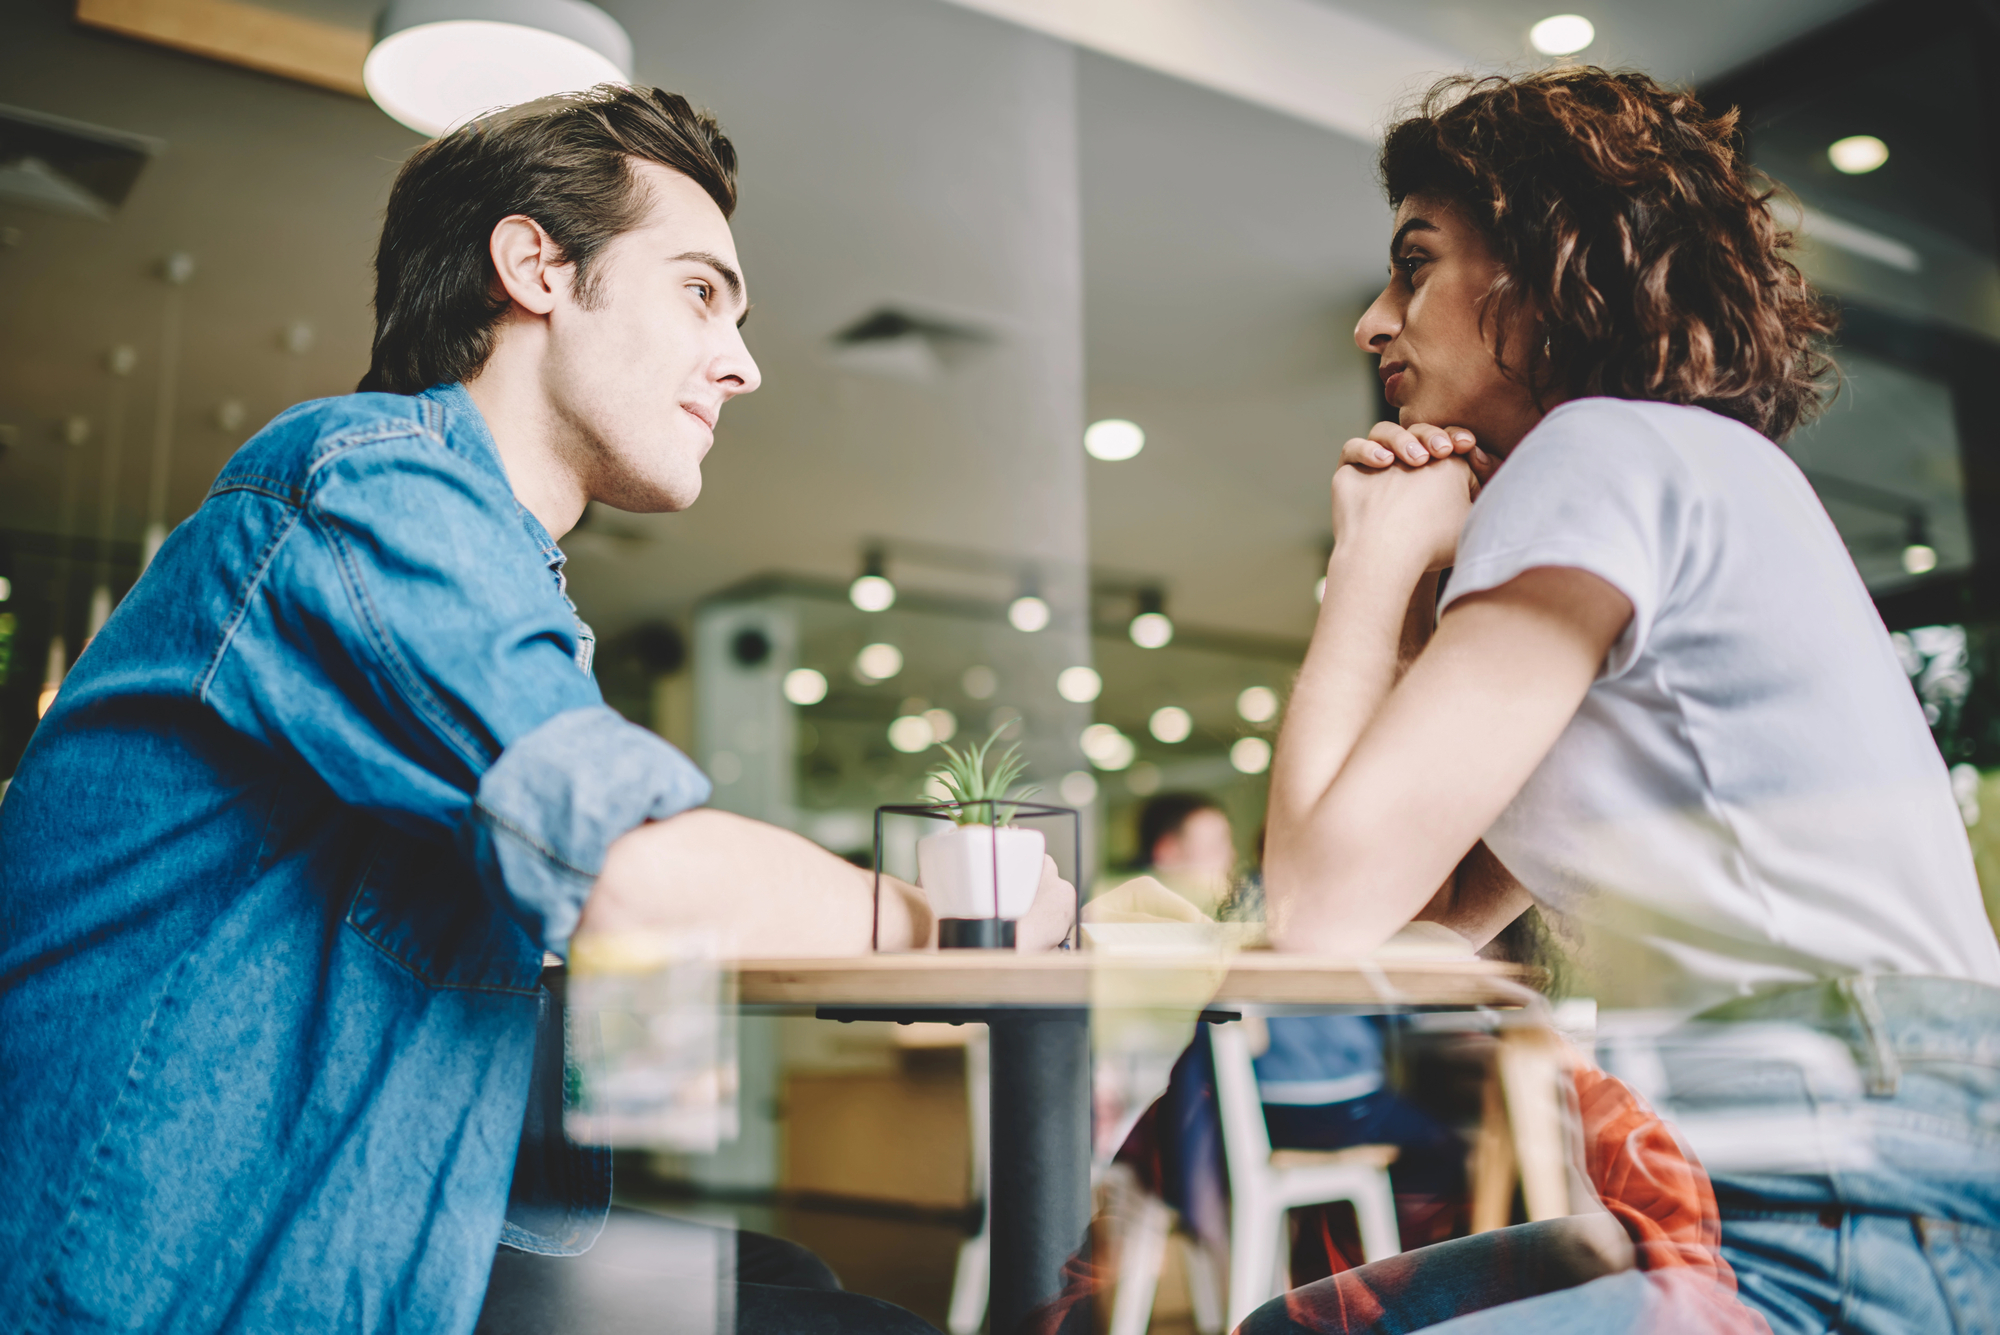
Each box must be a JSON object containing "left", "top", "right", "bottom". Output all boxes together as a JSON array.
[
  {"left": 1209, "top": 1020, "right": 1402, "bottom": 1329},
  {"left": 1098, "top": 1161, "right": 1226, "bottom": 1335}
]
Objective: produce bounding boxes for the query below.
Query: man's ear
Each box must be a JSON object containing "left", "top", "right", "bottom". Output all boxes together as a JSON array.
[{"left": 489, "top": 214, "right": 563, "bottom": 317}]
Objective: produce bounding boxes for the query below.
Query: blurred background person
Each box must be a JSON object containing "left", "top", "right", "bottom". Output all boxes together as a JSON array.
[{"left": 1134, "top": 791, "right": 1239, "bottom": 917}]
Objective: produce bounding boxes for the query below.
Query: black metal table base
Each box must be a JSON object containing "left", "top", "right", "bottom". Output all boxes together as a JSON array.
[
  {"left": 814, "top": 1005, "right": 1243, "bottom": 1332},
  {"left": 986, "top": 1010, "right": 1091, "bottom": 1334}
]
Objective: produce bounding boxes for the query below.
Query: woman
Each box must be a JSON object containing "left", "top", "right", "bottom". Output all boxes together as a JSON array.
[{"left": 1251, "top": 68, "right": 2000, "bottom": 1333}]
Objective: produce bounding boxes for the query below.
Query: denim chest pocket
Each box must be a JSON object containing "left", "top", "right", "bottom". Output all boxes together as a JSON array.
[{"left": 346, "top": 833, "right": 544, "bottom": 995}]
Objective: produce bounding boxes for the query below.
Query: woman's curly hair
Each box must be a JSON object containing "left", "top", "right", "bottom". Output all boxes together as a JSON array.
[{"left": 1381, "top": 68, "right": 1837, "bottom": 441}]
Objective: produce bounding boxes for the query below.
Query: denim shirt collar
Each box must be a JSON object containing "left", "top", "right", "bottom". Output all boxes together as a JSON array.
[{"left": 418, "top": 382, "right": 568, "bottom": 576}]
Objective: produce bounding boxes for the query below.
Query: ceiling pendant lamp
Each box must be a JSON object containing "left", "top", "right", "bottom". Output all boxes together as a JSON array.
[{"left": 366, "top": 0, "right": 635, "bottom": 137}]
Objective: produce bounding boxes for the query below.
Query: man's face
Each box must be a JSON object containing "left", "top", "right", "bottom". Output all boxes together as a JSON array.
[
  {"left": 543, "top": 162, "right": 760, "bottom": 512},
  {"left": 1154, "top": 809, "right": 1237, "bottom": 881}
]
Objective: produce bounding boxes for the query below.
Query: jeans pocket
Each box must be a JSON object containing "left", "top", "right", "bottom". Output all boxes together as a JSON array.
[{"left": 1920, "top": 1217, "right": 2000, "bottom": 1335}]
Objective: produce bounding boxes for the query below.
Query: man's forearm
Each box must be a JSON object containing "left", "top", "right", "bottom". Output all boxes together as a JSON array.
[
  {"left": 580, "top": 808, "right": 933, "bottom": 956},
  {"left": 579, "top": 808, "right": 1076, "bottom": 957}
]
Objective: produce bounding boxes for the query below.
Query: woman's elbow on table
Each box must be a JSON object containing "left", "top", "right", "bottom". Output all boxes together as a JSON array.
[{"left": 1263, "top": 841, "right": 1424, "bottom": 956}]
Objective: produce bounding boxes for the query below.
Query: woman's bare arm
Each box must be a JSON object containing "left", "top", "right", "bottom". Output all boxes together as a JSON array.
[
  {"left": 1397, "top": 571, "right": 1536, "bottom": 950},
  {"left": 1266, "top": 544, "right": 1628, "bottom": 954}
]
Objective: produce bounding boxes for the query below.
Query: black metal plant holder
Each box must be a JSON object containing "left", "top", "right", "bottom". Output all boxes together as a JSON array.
[{"left": 872, "top": 798, "right": 1081, "bottom": 951}]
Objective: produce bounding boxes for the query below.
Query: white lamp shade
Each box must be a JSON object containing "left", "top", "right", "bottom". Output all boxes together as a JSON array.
[{"left": 367, "top": 0, "right": 635, "bottom": 137}]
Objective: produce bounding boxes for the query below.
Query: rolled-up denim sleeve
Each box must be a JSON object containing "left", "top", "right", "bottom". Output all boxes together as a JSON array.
[
  {"left": 465, "top": 706, "right": 711, "bottom": 953},
  {"left": 205, "top": 416, "right": 710, "bottom": 952}
]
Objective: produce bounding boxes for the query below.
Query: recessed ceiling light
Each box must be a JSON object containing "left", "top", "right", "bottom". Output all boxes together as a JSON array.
[
  {"left": 854, "top": 642, "right": 903, "bottom": 681},
  {"left": 783, "top": 668, "right": 828, "bottom": 706},
  {"left": 1237, "top": 686, "right": 1279, "bottom": 724},
  {"left": 1230, "top": 736, "right": 1272, "bottom": 775},
  {"left": 1129, "top": 589, "right": 1173, "bottom": 649},
  {"left": 1084, "top": 418, "right": 1145, "bottom": 461},
  {"left": 1008, "top": 594, "right": 1051, "bottom": 632},
  {"left": 888, "top": 714, "right": 934, "bottom": 753},
  {"left": 849, "top": 573, "right": 895, "bottom": 612},
  {"left": 1529, "top": 14, "right": 1594, "bottom": 55},
  {"left": 1081, "top": 723, "right": 1137, "bottom": 771},
  {"left": 1059, "top": 770, "right": 1099, "bottom": 806},
  {"left": 1056, "top": 665, "right": 1102, "bottom": 703},
  {"left": 1828, "top": 135, "right": 1889, "bottom": 175},
  {"left": 849, "top": 549, "right": 895, "bottom": 611},
  {"left": 1129, "top": 611, "right": 1173, "bottom": 649},
  {"left": 1149, "top": 706, "right": 1192, "bottom": 744}
]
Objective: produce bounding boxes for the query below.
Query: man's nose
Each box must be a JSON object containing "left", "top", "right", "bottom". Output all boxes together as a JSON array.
[{"left": 719, "top": 329, "right": 761, "bottom": 397}]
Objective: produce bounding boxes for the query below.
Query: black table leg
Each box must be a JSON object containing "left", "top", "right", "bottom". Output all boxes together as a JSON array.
[{"left": 986, "top": 1010, "right": 1092, "bottom": 1335}]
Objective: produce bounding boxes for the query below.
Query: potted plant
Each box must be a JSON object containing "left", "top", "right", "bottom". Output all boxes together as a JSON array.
[{"left": 918, "top": 724, "right": 1045, "bottom": 948}]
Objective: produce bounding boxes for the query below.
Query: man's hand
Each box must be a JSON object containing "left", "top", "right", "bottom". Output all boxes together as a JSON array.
[
  {"left": 1017, "top": 855, "right": 1080, "bottom": 951},
  {"left": 1343, "top": 420, "right": 1501, "bottom": 485}
]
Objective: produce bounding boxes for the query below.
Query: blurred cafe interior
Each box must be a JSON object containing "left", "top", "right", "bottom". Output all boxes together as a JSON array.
[{"left": 5, "top": 0, "right": 2000, "bottom": 1332}]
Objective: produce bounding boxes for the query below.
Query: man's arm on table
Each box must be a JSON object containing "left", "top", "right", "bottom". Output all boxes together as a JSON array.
[
  {"left": 224, "top": 435, "right": 1076, "bottom": 963},
  {"left": 581, "top": 809, "right": 1076, "bottom": 957}
]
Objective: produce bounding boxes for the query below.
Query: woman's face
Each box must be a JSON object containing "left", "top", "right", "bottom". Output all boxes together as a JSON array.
[{"left": 1354, "top": 195, "right": 1546, "bottom": 455}]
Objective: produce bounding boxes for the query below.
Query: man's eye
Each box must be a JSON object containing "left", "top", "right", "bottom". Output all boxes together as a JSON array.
[{"left": 688, "top": 281, "right": 713, "bottom": 302}]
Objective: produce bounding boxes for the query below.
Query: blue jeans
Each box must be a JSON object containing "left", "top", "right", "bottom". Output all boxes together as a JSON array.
[{"left": 1240, "top": 977, "right": 2000, "bottom": 1334}]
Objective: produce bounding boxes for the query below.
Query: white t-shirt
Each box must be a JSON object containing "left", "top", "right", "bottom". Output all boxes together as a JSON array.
[{"left": 1439, "top": 397, "right": 2000, "bottom": 1011}]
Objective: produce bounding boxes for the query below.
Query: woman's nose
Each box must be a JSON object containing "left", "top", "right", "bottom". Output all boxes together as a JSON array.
[{"left": 1354, "top": 286, "right": 1399, "bottom": 353}]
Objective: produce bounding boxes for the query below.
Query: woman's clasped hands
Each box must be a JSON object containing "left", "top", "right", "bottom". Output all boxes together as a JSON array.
[{"left": 1331, "top": 420, "right": 1498, "bottom": 574}]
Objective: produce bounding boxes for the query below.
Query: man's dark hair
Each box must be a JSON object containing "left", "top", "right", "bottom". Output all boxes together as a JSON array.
[
  {"left": 1137, "top": 792, "right": 1224, "bottom": 868},
  {"left": 359, "top": 85, "right": 738, "bottom": 395}
]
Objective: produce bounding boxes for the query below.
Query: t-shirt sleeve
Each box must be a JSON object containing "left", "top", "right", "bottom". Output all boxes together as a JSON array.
[{"left": 1437, "top": 399, "right": 1694, "bottom": 680}]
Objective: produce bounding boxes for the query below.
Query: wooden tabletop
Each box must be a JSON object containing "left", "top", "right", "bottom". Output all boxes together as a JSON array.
[{"left": 734, "top": 949, "right": 1538, "bottom": 1010}]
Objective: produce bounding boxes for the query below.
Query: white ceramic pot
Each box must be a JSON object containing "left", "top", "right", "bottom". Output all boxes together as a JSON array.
[{"left": 916, "top": 823, "right": 1045, "bottom": 920}]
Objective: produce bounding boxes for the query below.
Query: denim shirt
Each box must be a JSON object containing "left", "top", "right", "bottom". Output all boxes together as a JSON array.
[{"left": 0, "top": 383, "right": 711, "bottom": 1334}]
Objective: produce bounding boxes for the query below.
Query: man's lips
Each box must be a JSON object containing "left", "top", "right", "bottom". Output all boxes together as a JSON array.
[{"left": 681, "top": 403, "right": 717, "bottom": 433}]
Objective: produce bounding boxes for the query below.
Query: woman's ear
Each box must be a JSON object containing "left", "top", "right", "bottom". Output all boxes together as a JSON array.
[{"left": 488, "top": 214, "right": 563, "bottom": 317}]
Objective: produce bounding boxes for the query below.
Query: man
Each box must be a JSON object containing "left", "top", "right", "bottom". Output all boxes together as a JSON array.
[{"left": 0, "top": 86, "right": 1064, "bottom": 1332}]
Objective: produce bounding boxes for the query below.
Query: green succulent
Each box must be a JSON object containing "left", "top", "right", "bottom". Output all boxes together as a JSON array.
[{"left": 927, "top": 723, "right": 1041, "bottom": 826}]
